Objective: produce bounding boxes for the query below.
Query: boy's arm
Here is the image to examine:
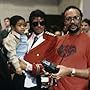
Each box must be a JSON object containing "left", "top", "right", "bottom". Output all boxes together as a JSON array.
[{"left": 3, "top": 34, "right": 22, "bottom": 75}]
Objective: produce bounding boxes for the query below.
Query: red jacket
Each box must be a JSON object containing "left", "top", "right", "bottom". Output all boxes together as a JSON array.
[{"left": 24, "top": 32, "right": 57, "bottom": 70}]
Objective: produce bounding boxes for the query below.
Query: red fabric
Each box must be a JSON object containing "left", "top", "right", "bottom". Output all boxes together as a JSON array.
[
  {"left": 39, "top": 64, "right": 44, "bottom": 74},
  {"left": 29, "top": 63, "right": 44, "bottom": 76},
  {"left": 24, "top": 33, "right": 57, "bottom": 74},
  {"left": 48, "top": 33, "right": 90, "bottom": 90},
  {"left": 32, "top": 63, "right": 37, "bottom": 75}
]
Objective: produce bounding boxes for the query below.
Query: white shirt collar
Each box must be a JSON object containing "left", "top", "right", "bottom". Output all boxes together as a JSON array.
[{"left": 32, "top": 31, "right": 44, "bottom": 39}]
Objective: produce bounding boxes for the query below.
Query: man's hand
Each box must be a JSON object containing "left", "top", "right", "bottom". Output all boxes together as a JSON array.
[
  {"left": 19, "top": 60, "right": 27, "bottom": 70},
  {"left": 16, "top": 67, "right": 22, "bottom": 75},
  {"left": 52, "top": 65, "right": 72, "bottom": 80}
]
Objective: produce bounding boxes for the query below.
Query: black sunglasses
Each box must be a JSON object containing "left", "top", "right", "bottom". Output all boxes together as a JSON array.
[{"left": 32, "top": 21, "right": 45, "bottom": 27}]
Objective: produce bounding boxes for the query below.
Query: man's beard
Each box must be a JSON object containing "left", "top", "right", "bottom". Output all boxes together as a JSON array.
[{"left": 68, "top": 24, "right": 79, "bottom": 34}]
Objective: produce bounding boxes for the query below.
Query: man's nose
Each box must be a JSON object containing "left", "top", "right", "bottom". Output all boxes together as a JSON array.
[
  {"left": 37, "top": 22, "right": 41, "bottom": 27},
  {"left": 70, "top": 19, "right": 75, "bottom": 23},
  {"left": 21, "top": 25, "right": 25, "bottom": 29}
]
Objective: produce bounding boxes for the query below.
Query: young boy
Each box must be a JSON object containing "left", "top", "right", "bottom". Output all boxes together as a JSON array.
[{"left": 3, "top": 15, "right": 32, "bottom": 75}]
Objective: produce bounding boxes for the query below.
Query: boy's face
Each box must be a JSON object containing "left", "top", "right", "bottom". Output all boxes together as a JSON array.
[{"left": 14, "top": 19, "right": 26, "bottom": 34}]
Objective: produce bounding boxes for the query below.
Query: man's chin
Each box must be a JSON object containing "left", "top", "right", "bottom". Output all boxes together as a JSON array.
[{"left": 69, "top": 28, "right": 79, "bottom": 34}]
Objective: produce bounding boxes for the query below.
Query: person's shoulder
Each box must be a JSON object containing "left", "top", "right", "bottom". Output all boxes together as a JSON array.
[
  {"left": 45, "top": 31, "right": 56, "bottom": 37},
  {"left": 5, "top": 31, "right": 19, "bottom": 41},
  {"left": 80, "top": 33, "right": 90, "bottom": 45},
  {"left": 0, "top": 30, "right": 9, "bottom": 39},
  {"left": 81, "top": 32, "right": 90, "bottom": 39},
  {"left": 44, "top": 31, "right": 58, "bottom": 42}
]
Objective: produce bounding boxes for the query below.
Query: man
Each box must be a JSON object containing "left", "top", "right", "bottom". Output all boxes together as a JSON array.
[
  {"left": 0, "top": 17, "right": 12, "bottom": 90},
  {"left": 3, "top": 17, "right": 11, "bottom": 32},
  {"left": 0, "top": 17, "right": 11, "bottom": 44},
  {"left": 24, "top": 9, "right": 57, "bottom": 90},
  {"left": 48, "top": 6, "right": 90, "bottom": 90}
]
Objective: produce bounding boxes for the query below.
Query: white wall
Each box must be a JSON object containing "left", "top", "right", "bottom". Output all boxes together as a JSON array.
[
  {"left": 58, "top": 0, "right": 81, "bottom": 14},
  {"left": 1, "top": 0, "right": 87, "bottom": 28},
  {"left": 0, "top": 0, "right": 59, "bottom": 27},
  {"left": 83, "top": 0, "right": 90, "bottom": 19},
  {"left": 58, "top": 0, "right": 90, "bottom": 19}
]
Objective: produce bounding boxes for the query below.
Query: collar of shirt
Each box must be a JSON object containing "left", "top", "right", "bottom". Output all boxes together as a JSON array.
[
  {"left": 27, "top": 31, "right": 44, "bottom": 51},
  {"left": 32, "top": 31, "right": 44, "bottom": 39},
  {"left": 11, "top": 30, "right": 21, "bottom": 39},
  {"left": 6, "top": 26, "right": 11, "bottom": 32}
]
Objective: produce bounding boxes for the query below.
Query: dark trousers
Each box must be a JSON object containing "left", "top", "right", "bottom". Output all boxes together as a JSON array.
[
  {"left": 24, "top": 87, "right": 48, "bottom": 90},
  {"left": 12, "top": 74, "right": 49, "bottom": 90},
  {"left": 11, "top": 73, "right": 25, "bottom": 90},
  {"left": 0, "top": 80, "right": 12, "bottom": 90},
  {"left": 88, "top": 81, "right": 90, "bottom": 90},
  {"left": 24, "top": 86, "right": 40, "bottom": 90}
]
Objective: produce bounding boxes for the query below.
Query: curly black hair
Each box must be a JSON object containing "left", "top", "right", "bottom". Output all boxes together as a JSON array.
[{"left": 10, "top": 15, "right": 25, "bottom": 27}]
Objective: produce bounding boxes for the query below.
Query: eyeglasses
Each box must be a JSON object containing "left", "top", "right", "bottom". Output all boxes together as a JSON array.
[
  {"left": 32, "top": 21, "right": 45, "bottom": 27},
  {"left": 65, "top": 16, "right": 81, "bottom": 22}
]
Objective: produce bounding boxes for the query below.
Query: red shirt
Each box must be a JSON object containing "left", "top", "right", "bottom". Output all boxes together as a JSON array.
[{"left": 49, "top": 33, "right": 90, "bottom": 90}]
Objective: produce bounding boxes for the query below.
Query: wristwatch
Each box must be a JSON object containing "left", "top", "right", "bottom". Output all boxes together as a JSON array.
[{"left": 71, "top": 68, "right": 76, "bottom": 76}]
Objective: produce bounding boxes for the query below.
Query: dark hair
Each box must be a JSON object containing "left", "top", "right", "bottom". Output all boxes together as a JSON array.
[
  {"left": 63, "top": 6, "right": 83, "bottom": 19},
  {"left": 29, "top": 9, "right": 46, "bottom": 33},
  {"left": 4, "top": 17, "right": 10, "bottom": 21},
  {"left": 10, "top": 15, "right": 25, "bottom": 27},
  {"left": 82, "top": 18, "right": 90, "bottom": 26},
  {"left": 29, "top": 9, "right": 46, "bottom": 24}
]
